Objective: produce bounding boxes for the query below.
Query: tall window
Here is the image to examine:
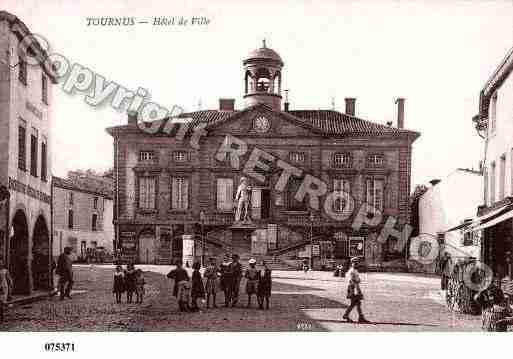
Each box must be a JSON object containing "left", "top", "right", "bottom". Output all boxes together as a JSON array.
[
  {"left": 40, "top": 140, "right": 47, "bottom": 181},
  {"left": 69, "top": 192, "right": 74, "bottom": 206},
  {"left": 93, "top": 197, "right": 98, "bottom": 209},
  {"left": 366, "top": 178, "right": 384, "bottom": 211},
  {"left": 367, "top": 154, "right": 384, "bottom": 167},
  {"left": 173, "top": 151, "right": 187, "bottom": 162},
  {"left": 289, "top": 152, "right": 305, "bottom": 163},
  {"left": 333, "top": 153, "right": 351, "bottom": 167},
  {"left": 499, "top": 155, "right": 506, "bottom": 200},
  {"left": 30, "top": 128, "right": 38, "bottom": 177},
  {"left": 18, "top": 57, "right": 27, "bottom": 85},
  {"left": 139, "top": 151, "right": 154, "bottom": 162},
  {"left": 287, "top": 177, "right": 307, "bottom": 211},
  {"left": 42, "top": 74, "right": 48, "bottom": 104},
  {"left": 91, "top": 214, "right": 98, "bottom": 231},
  {"left": 217, "top": 178, "right": 234, "bottom": 210},
  {"left": 139, "top": 177, "right": 156, "bottom": 209},
  {"left": 490, "top": 162, "right": 496, "bottom": 204},
  {"left": 333, "top": 178, "right": 351, "bottom": 213},
  {"left": 18, "top": 121, "right": 27, "bottom": 171},
  {"left": 68, "top": 209, "right": 74, "bottom": 229},
  {"left": 171, "top": 177, "right": 189, "bottom": 210},
  {"left": 490, "top": 92, "right": 498, "bottom": 134}
]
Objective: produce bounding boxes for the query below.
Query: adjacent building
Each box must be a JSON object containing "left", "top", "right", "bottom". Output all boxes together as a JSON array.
[
  {"left": 472, "top": 46, "right": 513, "bottom": 280},
  {"left": 107, "top": 42, "right": 420, "bottom": 267},
  {"left": 52, "top": 172, "right": 114, "bottom": 262},
  {"left": 413, "top": 169, "right": 483, "bottom": 273},
  {"left": 0, "top": 11, "right": 56, "bottom": 294}
]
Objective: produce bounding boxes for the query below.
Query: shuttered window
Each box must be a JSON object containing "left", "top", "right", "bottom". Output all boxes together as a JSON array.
[
  {"left": 366, "top": 179, "right": 384, "bottom": 211},
  {"left": 41, "top": 140, "right": 47, "bottom": 181},
  {"left": 139, "top": 177, "right": 156, "bottom": 209},
  {"left": 18, "top": 121, "right": 27, "bottom": 171},
  {"left": 333, "top": 178, "right": 351, "bottom": 213},
  {"left": 171, "top": 177, "right": 189, "bottom": 210},
  {"left": 217, "top": 178, "right": 234, "bottom": 210}
]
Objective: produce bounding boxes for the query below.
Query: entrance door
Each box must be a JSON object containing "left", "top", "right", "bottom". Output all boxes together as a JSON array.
[
  {"left": 10, "top": 210, "right": 30, "bottom": 294},
  {"left": 138, "top": 231, "right": 156, "bottom": 264},
  {"left": 32, "top": 216, "right": 50, "bottom": 290}
]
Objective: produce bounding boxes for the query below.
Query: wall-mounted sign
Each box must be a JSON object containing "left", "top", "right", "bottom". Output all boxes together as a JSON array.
[{"left": 8, "top": 177, "right": 51, "bottom": 204}]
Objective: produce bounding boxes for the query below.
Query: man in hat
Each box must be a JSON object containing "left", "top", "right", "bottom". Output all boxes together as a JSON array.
[
  {"left": 56, "top": 247, "right": 74, "bottom": 300},
  {"left": 229, "top": 254, "right": 242, "bottom": 307},
  {"left": 244, "top": 258, "right": 260, "bottom": 308},
  {"left": 343, "top": 257, "right": 369, "bottom": 323}
]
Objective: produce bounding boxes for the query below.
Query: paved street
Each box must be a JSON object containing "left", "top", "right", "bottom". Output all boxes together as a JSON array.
[{"left": 0, "top": 265, "right": 481, "bottom": 331}]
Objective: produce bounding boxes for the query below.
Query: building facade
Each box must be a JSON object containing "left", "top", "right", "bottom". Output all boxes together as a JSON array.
[
  {"left": 107, "top": 43, "right": 420, "bottom": 267},
  {"left": 414, "top": 169, "right": 483, "bottom": 273},
  {"left": 52, "top": 174, "right": 114, "bottom": 262},
  {"left": 0, "top": 11, "right": 56, "bottom": 294},
  {"left": 472, "top": 46, "right": 513, "bottom": 280}
]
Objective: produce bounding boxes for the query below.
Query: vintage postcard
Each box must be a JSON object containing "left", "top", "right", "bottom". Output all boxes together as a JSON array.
[{"left": 0, "top": 0, "right": 512, "bottom": 356}]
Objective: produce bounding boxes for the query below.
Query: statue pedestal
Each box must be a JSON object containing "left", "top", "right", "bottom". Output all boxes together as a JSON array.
[{"left": 230, "top": 219, "right": 257, "bottom": 230}]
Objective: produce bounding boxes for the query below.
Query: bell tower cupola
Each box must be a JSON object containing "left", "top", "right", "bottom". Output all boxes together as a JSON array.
[{"left": 243, "top": 40, "right": 284, "bottom": 110}]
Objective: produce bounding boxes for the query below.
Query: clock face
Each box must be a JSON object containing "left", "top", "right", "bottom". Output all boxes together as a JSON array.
[{"left": 253, "top": 116, "right": 270, "bottom": 133}]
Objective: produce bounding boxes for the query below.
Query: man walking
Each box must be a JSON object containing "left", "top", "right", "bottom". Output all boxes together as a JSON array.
[
  {"left": 56, "top": 247, "right": 74, "bottom": 300},
  {"left": 343, "top": 257, "right": 369, "bottom": 323}
]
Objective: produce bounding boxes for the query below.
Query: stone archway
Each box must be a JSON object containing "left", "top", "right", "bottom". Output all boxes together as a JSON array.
[
  {"left": 32, "top": 215, "right": 50, "bottom": 290},
  {"left": 10, "top": 210, "right": 30, "bottom": 294},
  {"left": 138, "top": 229, "right": 156, "bottom": 264}
]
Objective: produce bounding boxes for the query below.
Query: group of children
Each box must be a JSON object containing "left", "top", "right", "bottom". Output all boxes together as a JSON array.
[
  {"left": 112, "top": 263, "right": 146, "bottom": 304},
  {"left": 167, "top": 255, "right": 272, "bottom": 312}
]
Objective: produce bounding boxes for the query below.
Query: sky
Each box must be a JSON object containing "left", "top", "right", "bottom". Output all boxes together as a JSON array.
[{"left": 4, "top": 0, "right": 513, "bottom": 189}]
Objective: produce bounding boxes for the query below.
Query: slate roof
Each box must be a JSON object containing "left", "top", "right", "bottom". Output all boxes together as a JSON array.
[
  {"left": 106, "top": 104, "right": 419, "bottom": 139},
  {"left": 52, "top": 176, "right": 113, "bottom": 199}
]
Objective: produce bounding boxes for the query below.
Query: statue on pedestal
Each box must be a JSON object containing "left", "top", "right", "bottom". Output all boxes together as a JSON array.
[{"left": 235, "top": 177, "right": 252, "bottom": 222}]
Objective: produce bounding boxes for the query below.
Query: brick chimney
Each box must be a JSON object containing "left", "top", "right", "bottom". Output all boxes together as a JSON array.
[
  {"left": 345, "top": 98, "right": 356, "bottom": 116},
  {"left": 219, "top": 98, "right": 235, "bottom": 111},
  {"left": 127, "top": 111, "right": 138, "bottom": 126},
  {"left": 395, "top": 98, "right": 405, "bottom": 129}
]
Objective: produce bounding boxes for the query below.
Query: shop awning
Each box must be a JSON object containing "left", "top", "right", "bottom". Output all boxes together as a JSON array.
[
  {"left": 470, "top": 208, "right": 513, "bottom": 231},
  {"left": 445, "top": 203, "right": 513, "bottom": 233}
]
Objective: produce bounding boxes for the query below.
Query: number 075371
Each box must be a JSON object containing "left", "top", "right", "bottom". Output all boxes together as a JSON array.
[{"left": 44, "top": 343, "right": 75, "bottom": 352}]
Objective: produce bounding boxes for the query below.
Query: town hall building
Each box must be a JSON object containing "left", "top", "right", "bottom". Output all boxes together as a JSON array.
[{"left": 107, "top": 42, "right": 420, "bottom": 268}]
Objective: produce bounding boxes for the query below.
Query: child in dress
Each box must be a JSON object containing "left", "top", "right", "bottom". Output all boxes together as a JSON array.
[
  {"left": 245, "top": 258, "right": 260, "bottom": 308},
  {"left": 257, "top": 261, "right": 272, "bottom": 310},
  {"left": 190, "top": 262, "right": 205, "bottom": 312},
  {"left": 112, "top": 265, "right": 125, "bottom": 304},
  {"left": 135, "top": 269, "right": 145, "bottom": 304},
  {"left": 0, "top": 259, "right": 13, "bottom": 322},
  {"left": 124, "top": 263, "right": 137, "bottom": 304},
  {"left": 203, "top": 258, "right": 219, "bottom": 308}
]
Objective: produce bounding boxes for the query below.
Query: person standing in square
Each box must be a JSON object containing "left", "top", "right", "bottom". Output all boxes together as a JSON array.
[
  {"left": 257, "top": 261, "right": 272, "bottom": 310},
  {"left": 229, "top": 254, "right": 242, "bottom": 307},
  {"left": 204, "top": 258, "right": 220, "bottom": 308}
]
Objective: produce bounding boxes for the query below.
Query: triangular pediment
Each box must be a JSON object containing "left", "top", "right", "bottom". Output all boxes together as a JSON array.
[{"left": 206, "top": 104, "right": 324, "bottom": 137}]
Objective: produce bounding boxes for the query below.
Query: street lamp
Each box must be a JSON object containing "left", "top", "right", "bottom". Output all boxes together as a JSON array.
[
  {"left": 309, "top": 211, "right": 315, "bottom": 270},
  {"left": 200, "top": 210, "right": 206, "bottom": 268}
]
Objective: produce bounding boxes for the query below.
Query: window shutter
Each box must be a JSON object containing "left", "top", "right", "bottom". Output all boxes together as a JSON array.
[
  {"left": 171, "top": 178, "right": 179, "bottom": 209},
  {"left": 149, "top": 178, "right": 156, "bottom": 209},
  {"left": 366, "top": 179, "right": 373, "bottom": 206},
  {"left": 374, "top": 180, "right": 384, "bottom": 211},
  {"left": 182, "top": 179, "right": 189, "bottom": 210},
  {"left": 226, "top": 179, "right": 233, "bottom": 209}
]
